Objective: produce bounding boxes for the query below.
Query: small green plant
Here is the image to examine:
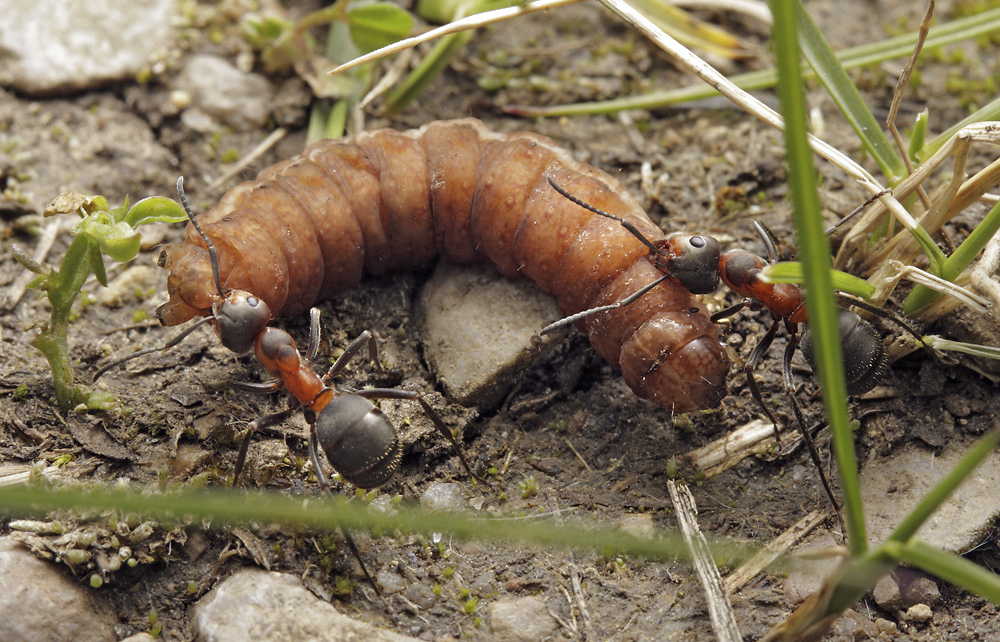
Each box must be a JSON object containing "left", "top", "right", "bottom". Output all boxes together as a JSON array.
[
  {"left": 12, "top": 192, "right": 186, "bottom": 413},
  {"left": 518, "top": 476, "right": 538, "bottom": 498}
]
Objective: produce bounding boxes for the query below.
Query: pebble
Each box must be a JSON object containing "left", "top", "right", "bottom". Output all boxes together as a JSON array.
[
  {"left": 177, "top": 55, "right": 274, "bottom": 131},
  {"left": 96, "top": 266, "right": 160, "bottom": 308},
  {"left": 419, "top": 481, "right": 469, "bottom": 512},
  {"left": 861, "top": 441, "right": 1000, "bottom": 553},
  {"left": 416, "top": 259, "right": 562, "bottom": 409},
  {"left": 871, "top": 574, "right": 902, "bottom": 611},
  {"left": 782, "top": 532, "right": 841, "bottom": 606},
  {"left": 0, "top": 538, "right": 117, "bottom": 642},
  {"left": 488, "top": 596, "right": 558, "bottom": 642},
  {"left": 618, "top": 513, "right": 656, "bottom": 539},
  {"left": 194, "top": 568, "right": 420, "bottom": 642},
  {"left": 0, "top": 0, "right": 176, "bottom": 95},
  {"left": 904, "top": 603, "right": 933, "bottom": 624}
]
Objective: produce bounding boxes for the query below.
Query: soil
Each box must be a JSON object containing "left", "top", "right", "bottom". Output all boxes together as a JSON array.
[{"left": 2, "top": 0, "right": 999, "bottom": 640}]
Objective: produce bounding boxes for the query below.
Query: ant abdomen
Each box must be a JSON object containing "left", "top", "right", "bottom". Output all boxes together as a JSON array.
[
  {"left": 315, "top": 394, "right": 403, "bottom": 489},
  {"left": 801, "top": 309, "right": 887, "bottom": 396}
]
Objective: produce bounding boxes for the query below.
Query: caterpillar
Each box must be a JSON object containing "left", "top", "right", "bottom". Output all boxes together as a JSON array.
[{"left": 156, "top": 118, "right": 730, "bottom": 412}]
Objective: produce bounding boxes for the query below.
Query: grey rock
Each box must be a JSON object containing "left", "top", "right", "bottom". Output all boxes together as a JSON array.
[
  {"left": 0, "top": 538, "right": 117, "bottom": 642},
  {"left": 120, "top": 635, "right": 157, "bottom": 642},
  {"left": 0, "top": 0, "right": 176, "bottom": 95},
  {"left": 419, "top": 481, "right": 468, "bottom": 512},
  {"left": 195, "top": 568, "right": 419, "bottom": 642},
  {"left": 871, "top": 574, "right": 902, "bottom": 612},
  {"left": 904, "top": 603, "right": 933, "bottom": 624},
  {"left": 488, "top": 596, "right": 558, "bottom": 642},
  {"left": 900, "top": 574, "right": 940, "bottom": 608},
  {"left": 861, "top": 440, "right": 1000, "bottom": 553},
  {"left": 178, "top": 55, "right": 273, "bottom": 131},
  {"left": 782, "top": 532, "right": 841, "bottom": 606},
  {"left": 416, "top": 259, "right": 562, "bottom": 409}
]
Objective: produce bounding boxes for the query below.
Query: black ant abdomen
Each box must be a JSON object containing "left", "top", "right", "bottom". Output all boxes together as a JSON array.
[
  {"left": 801, "top": 309, "right": 887, "bottom": 396},
  {"left": 314, "top": 395, "right": 403, "bottom": 489}
]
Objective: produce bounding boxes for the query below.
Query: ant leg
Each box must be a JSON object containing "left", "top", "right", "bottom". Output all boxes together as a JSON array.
[
  {"left": 711, "top": 299, "right": 750, "bottom": 323},
  {"left": 322, "top": 330, "right": 384, "bottom": 384},
  {"left": 744, "top": 319, "right": 783, "bottom": 441},
  {"left": 835, "top": 292, "right": 945, "bottom": 360},
  {"left": 232, "top": 402, "right": 300, "bottom": 486},
  {"left": 307, "top": 419, "right": 383, "bottom": 599},
  {"left": 93, "top": 316, "right": 214, "bottom": 382},
  {"left": 781, "top": 335, "right": 845, "bottom": 530},
  {"left": 353, "top": 388, "right": 488, "bottom": 485},
  {"left": 229, "top": 380, "right": 284, "bottom": 394}
]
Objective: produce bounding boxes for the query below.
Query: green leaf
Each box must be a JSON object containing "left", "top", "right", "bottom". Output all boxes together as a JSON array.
[
  {"left": 75, "top": 215, "right": 142, "bottom": 263},
  {"left": 794, "top": 2, "right": 907, "bottom": 184},
  {"left": 764, "top": 262, "right": 876, "bottom": 299},
  {"left": 347, "top": 3, "right": 413, "bottom": 54},
  {"left": 87, "top": 242, "right": 109, "bottom": 288},
  {"left": 12, "top": 243, "right": 49, "bottom": 275},
  {"left": 123, "top": 196, "right": 189, "bottom": 228}
]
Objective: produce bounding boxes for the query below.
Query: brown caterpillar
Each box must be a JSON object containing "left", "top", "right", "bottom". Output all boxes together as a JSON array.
[{"left": 157, "top": 119, "right": 730, "bottom": 412}]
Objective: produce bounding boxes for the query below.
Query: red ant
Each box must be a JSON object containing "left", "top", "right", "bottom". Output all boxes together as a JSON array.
[
  {"left": 96, "top": 178, "right": 489, "bottom": 594},
  {"left": 544, "top": 177, "right": 908, "bottom": 515}
]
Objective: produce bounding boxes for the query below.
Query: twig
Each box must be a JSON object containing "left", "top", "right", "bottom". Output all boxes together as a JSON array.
[
  {"left": 724, "top": 509, "right": 828, "bottom": 593},
  {"left": 204, "top": 128, "right": 288, "bottom": 196},
  {"left": 667, "top": 480, "right": 744, "bottom": 642}
]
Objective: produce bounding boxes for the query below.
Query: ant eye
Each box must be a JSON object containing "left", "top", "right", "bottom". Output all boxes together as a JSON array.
[
  {"left": 690, "top": 236, "right": 706, "bottom": 248},
  {"left": 247, "top": 296, "right": 259, "bottom": 307}
]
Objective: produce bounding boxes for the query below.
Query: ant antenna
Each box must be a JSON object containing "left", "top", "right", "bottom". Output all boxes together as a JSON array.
[
  {"left": 176, "top": 176, "right": 225, "bottom": 299},
  {"left": 540, "top": 274, "right": 671, "bottom": 335},
  {"left": 547, "top": 176, "right": 664, "bottom": 257},
  {"left": 92, "top": 315, "right": 214, "bottom": 382}
]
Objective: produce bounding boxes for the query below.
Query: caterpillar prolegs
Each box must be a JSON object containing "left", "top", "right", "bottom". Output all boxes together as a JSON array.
[{"left": 157, "top": 119, "right": 730, "bottom": 412}]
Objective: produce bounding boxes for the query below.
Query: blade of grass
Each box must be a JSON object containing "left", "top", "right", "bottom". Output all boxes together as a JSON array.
[
  {"left": 897, "top": 538, "right": 1000, "bottom": 604},
  {"left": 764, "top": 262, "right": 876, "bottom": 299},
  {"left": 903, "top": 198, "right": 1000, "bottom": 314},
  {"left": 793, "top": 1, "right": 907, "bottom": 184},
  {"left": 770, "top": 0, "right": 866, "bottom": 553},
  {"left": 0, "top": 482, "right": 762, "bottom": 567},
  {"left": 508, "top": 7, "right": 1000, "bottom": 117},
  {"left": 887, "top": 427, "right": 1000, "bottom": 545}
]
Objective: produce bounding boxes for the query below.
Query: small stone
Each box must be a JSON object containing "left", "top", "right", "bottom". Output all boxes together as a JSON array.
[
  {"left": 0, "top": 538, "right": 117, "bottom": 642},
  {"left": 618, "top": 513, "right": 655, "bottom": 539},
  {"left": 416, "top": 259, "right": 562, "bottom": 410},
  {"left": 419, "top": 482, "right": 468, "bottom": 512},
  {"left": 97, "top": 265, "right": 160, "bottom": 308},
  {"left": 874, "top": 618, "right": 898, "bottom": 635},
  {"left": 0, "top": 0, "right": 176, "bottom": 95},
  {"left": 195, "top": 569, "right": 420, "bottom": 642},
  {"left": 376, "top": 569, "right": 407, "bottom": 594},
  {"left": 871, "top": 574, "right": 902, "bottom": 611},
  {"left": 488, "top": 596, "right": 558, "bottom": 642},
  {"left": 905, "top": 603, "right": 933, "bottom": 624},
  {"left": 177, "top": 55, "right": 273, "bottom": 131},
  {"left": 121, "top": 634, "right": 158, "bottom": 642},
  {"left": 900, "top": 575, "right": 940, "bottom": 608}
]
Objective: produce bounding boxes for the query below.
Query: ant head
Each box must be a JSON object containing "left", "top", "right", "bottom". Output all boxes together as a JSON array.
[
  {"left": 656, "top": 234, "right": 721, "bottom": 294},
  {"left": 213, "top": 291, "right": 271, "bottom": 354}
]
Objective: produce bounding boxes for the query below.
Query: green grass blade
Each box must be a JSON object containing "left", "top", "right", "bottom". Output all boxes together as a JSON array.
[
  {"left": 793, "top": 1, "right": 907, "bottom": 184},
  {"left": 764, "top": 262, "right": 876, "bottom": 299},
  {"left": 918, "top": 97, "right": 1000, "bottom": 162},
  {"left": 898, "top": 539, "right": 1000, "bottom": 604},
  {"left": 0, "top": 483, "right": 761, "bottom": 567},
  {"left": 887, "top": 427, "right": 1000, "bottom": 545},
  {"left": 507, "top": 7, "right": 1000, "bottom": 118},
  {"left": 903, "top": 198, "right": 1000, "bottom": 314},
  {"left": 771, "top": 0, "right": 866, "bottom": 553}
]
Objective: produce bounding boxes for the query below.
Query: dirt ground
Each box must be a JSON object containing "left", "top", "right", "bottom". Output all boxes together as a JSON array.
[{"left": 2, "top": 0, "right": 999, "bottom": 640}]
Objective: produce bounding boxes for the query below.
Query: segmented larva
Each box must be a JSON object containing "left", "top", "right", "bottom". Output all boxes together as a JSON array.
[{"left": 157, "top": 119, "right": 729, "bottom": 412}]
